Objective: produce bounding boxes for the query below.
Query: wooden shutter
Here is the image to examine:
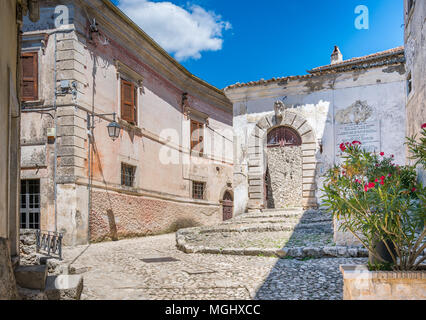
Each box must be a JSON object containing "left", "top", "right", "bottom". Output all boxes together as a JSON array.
[
  {"left": 121, "top": 79, "right": 135, "bottom": 123},
  {"left": 191, "top": 120, "right": 204, "bottom": 154},
  {"left": 21, "top": 52, "right": 38, "bottom": 101}
]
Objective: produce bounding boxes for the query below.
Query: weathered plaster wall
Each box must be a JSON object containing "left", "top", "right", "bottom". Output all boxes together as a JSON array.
[
  {"left": 267, "top": 146, "right": 303, "bottom": 208},
  {"left": 226, "top": 64, "right": 407, "bottom": 217},
  {"left": 404, "top": 0, "right": 426, "bottom": 182},
  {"left": 90, "top": 190, "right": 221, "bottom": 242},
  {"left": 20, "top": 0, "right": 233, "bottom": 245},
  {"left": 0, "top": 0, "right": 21, "bottom": 298}
]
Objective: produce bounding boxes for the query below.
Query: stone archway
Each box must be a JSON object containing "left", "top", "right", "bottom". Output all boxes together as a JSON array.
[{"left": 247, "top": 108, "right": 318, "bottom": 211}]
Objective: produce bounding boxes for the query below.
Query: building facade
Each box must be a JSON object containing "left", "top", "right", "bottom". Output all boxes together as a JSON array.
[
  {"left": 404, "top": 0, "right": 426, "bottom": 181},
  {"left": 1, "top": 0, "right": 40, "bottom": 300},
  {"left": 20, "top": 0, "right": 233, "bottom": 246},
  {"left": 224, "top": 47, "right": 408, "bottom": 226}
]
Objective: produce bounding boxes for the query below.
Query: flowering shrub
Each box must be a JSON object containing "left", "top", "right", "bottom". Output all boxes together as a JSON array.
[
  {"left": 406, "top": 123, "right": 426, "bottom": 167},
  {"left": 322, "top": 138, "right": 425, "bottom": 271}
]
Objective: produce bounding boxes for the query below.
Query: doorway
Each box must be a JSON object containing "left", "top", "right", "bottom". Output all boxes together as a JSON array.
[
  {"left": 222, "top": 191, "right": 233, "bottom": 221},
  {"left": 265, "top": 126, "right": 303, "bottom": 209}
]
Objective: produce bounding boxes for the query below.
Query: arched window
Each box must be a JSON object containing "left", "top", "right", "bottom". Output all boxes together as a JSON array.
[{"left": 267, "top": 126, "right": 302, "bottom": 147}]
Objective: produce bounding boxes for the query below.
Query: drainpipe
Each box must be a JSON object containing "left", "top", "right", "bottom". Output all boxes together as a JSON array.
[{"left": 53, "top": 33, "right": 58, "bottom": 233}]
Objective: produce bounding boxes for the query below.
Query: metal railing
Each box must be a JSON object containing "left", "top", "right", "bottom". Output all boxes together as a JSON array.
[{"left": 36, "top": 230, "right": 63, "bottom": 260}]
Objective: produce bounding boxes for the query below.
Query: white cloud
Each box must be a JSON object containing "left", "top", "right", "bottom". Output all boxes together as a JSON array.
[{"left": 117, "top": 0, "right": 231, "bottom": 61}]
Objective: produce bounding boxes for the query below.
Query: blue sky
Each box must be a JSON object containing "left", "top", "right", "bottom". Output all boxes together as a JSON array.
[{"left": 111, "top": 0, "right": 404, "bottom": 89}]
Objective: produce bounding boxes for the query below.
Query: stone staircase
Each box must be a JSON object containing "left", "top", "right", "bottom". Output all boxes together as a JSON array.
[
  {"left": 176, "top": 208, "right": 369, "bottom": 259},
  {"left": 14, "top": 257, "right": 83, "bottom": 300}
]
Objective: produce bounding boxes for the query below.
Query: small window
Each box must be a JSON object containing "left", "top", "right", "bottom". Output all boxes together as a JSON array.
[
  {"left": 407, "top": 72, "right": 413, "bottom": 96},
  {"left": 121, "top": 163, "right": 136, "bottom": 187},
  {"left": 192, "top": 181, "right": 205, "bottom": 200},
  {"left": 120, "top": 79, "right": 138, "bottom": 125},
  {"left": 21, "top": 52, "right": 38, "bottom": 102},
  {"left": 190, "top": 120, "right": 204, "bottom": 155}
]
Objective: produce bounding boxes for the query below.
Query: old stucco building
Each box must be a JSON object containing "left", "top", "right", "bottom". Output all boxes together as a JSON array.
[
  {"left": 20, "top": 0, "right": 233, "bottom": 246},
  {"left": 224, "top": 46, "right": 408, "bottom": 226},
  {"left": 1, "top": 0, "right": 40, "bottom": 300},
  {"left": 404, "top": 0, "right": 426, "bottom": 181}
]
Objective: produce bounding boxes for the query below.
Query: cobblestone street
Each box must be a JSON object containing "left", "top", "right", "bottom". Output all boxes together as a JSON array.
[{"left": 62, "top": 233, "right": 367, "bottom": 300}]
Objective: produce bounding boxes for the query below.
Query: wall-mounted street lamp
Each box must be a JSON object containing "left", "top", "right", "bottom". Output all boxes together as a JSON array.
[{"left": 87, "top": 112, "right": 121, "bottom": 141}]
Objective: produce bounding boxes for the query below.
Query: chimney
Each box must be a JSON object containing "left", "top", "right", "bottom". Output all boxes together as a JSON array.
[{"left": 331, "top": 46, "right": 343, "bottom": 65}]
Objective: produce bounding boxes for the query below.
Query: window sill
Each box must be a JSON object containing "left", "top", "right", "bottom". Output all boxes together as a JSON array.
[
  {"left": 119, "top": 119, "right": 143, "bottom": 135},
  {"left": 21, "top": 99, "right": 45, "bottom": 108}
]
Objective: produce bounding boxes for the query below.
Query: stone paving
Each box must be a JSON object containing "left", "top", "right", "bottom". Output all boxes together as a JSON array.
[
  {"left": 62, "top": 233, "right": 367, "bottom": 300},
  {"left": 177, "top": 208, "right": 369, "bottom": 259}
]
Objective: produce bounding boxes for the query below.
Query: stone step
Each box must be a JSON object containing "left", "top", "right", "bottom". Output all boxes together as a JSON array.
[
  {"left": 231, "top": 216, "right": 332, "bottom": 225},
  {"left": 197, "top": 222, "right": 333, "bottom": 234},
  {"left": 179, "top": 244, "right": 369, "bottom": 259},
  {"left": 14, "top": 265, "right": 48, "bottom": 290},
  {"left": 236, "top": 209, "right": 328, "bottom": 221},
  {"left": 44, "top": 275, "right": 84, "bottom": 300}
]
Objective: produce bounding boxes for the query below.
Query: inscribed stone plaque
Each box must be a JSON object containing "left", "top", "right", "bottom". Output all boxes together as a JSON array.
[{"left": 336, "top": 121, "right": 381, "bottom": 157}]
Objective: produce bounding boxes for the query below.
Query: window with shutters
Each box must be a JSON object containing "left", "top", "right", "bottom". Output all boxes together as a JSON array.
[
  {"left": 120, "top": 78, "right": 138, "bottom": 125},
  {"left": 190, "top": 120, "right": 204, "bottom": 155},
  {"left": 21, "top": 52, "right": 38, "bottom": 102}
]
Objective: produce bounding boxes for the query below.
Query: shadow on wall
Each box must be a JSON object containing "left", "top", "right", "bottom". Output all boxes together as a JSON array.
[{"left": 167, "top": 218, "right": 201, "bottom": 234}]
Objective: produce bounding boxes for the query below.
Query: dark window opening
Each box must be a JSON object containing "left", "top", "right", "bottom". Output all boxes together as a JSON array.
[
  {"left": 121, "top": 163, "right": 136, "bottom": 187},
  {"left": 407, "top": 72, "right": 413, "bottom": 96},
  {"left": 190, "top": 120, "right": 204, "bottom": 155},
  {"left": 20, "top": 179, "right": 41, "bottom": 230},
  {"left": 192, "top": 181, "right": 205, "bottom": 200},
  {"left": 407, "top": 0, "right": 415, "bottom": 14}
]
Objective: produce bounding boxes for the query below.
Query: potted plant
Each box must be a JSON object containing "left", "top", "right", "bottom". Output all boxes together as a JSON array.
[{"left": 321, "top": 124, "right": 426, "bottom": 300}]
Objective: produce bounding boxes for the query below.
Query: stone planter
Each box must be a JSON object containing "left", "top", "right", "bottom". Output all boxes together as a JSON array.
[{"left": 340, "top": 265, "right": 426, "bottom": 300}]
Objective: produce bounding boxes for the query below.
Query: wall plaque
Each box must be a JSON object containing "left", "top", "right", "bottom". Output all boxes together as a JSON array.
[{"left": 335, "top": 121, "right": 381, "bottom": 156}]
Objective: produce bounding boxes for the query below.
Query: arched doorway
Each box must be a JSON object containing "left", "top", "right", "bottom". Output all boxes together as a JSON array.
[
  {"left": 265, "top": 126, "right": 303, "bottom": 209},
  {"left": 222, "top": 191, "right": 233, "bottom": 221}
]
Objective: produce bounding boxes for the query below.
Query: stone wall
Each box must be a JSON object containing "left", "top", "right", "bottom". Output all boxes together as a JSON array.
[
  {"left": 90, "top": 190, "right": 221, "bottom": 242},
  {"left": 404, "top": 0, "right": 426, "bottom": 183},
  {"left": 20, "top": 230, "right": 38, "bottom": 266},
  {"left": 0, "top": 238, "right": 19, "bottom": 300},
  {"left": 267, "top": 146, "right": 302, "bottom": 208}
]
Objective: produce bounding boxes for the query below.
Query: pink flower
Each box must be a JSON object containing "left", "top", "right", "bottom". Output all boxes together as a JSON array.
[
  {"left": 380, "top": 152, "right": 385, "bottom": 156},
  {"left": 340, "top": 143, "right": 347, "bottom": 152},
  {"left": 368, "top": 182, "right": 376, "bottom": 189},
  {"left": 388, "top": 174, "right": 392, "bottom": 178},
  {"left": 380, "top": 180, "right": 385, "bottom": 186},
  {"left": 381, "top": 176, "right": 385, "bottom": 180},
  {"left": 422, "top": 123, "right": 426, "bottom": 129},
  {"left": 375, "top": 179, "right": 379, "bottom": 183},
  {"left": 352, "top": 141, "right": 362, "bottom": 145},
  {"left": 364, "top": 185, "right": 369, "bottom": 192},
  {"left": 412, "top": 188, "right": 417, "bottom": 193}
]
